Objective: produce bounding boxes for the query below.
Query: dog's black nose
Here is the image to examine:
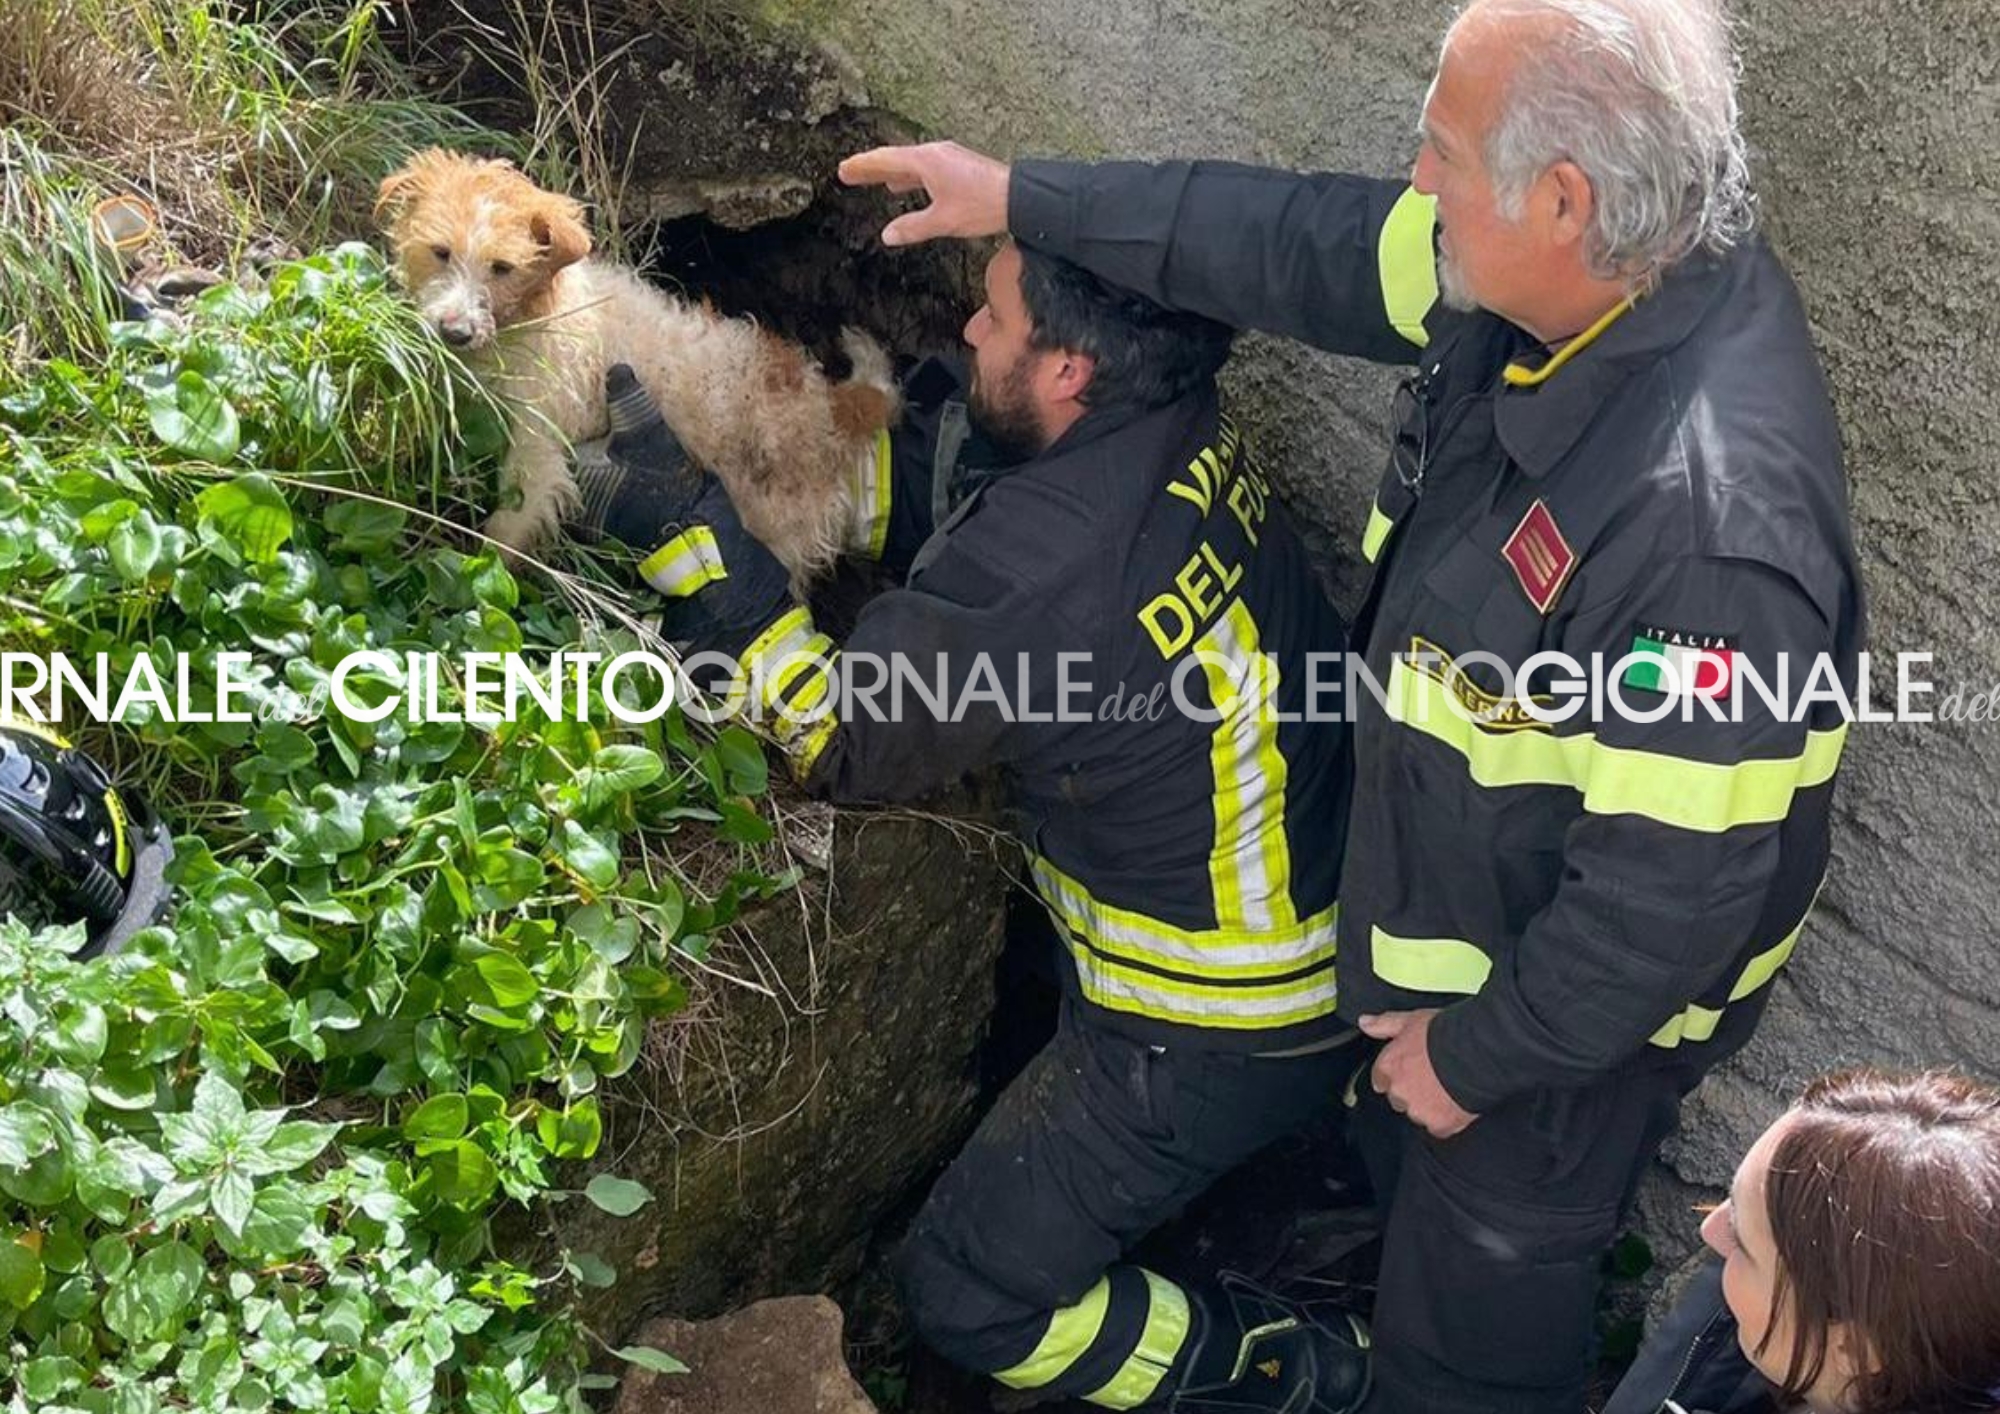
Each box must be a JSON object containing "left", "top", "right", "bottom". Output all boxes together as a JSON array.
[{"left": 438, "top": 321, "right": 475, "bottom": 346}]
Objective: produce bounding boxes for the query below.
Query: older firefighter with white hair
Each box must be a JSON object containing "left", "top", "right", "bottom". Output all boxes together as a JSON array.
[{"left": 842, "top": 1, "right": 1865, "bottom": 1411}]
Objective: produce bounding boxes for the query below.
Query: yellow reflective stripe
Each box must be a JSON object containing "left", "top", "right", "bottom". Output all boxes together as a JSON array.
[
  {"left": 866, "top": 429, "right": 893, "bottom": 559},
  {"left": 1086, "top": 1271, "right": 1192, "bottom": 1410},
  {"left": 791, "top": 716, "right": 838, "bottom": 780},
  {"left": 739, "top": 607, "right": 838, "bottom": 747},
  {"left": 740, "top": 607, "right": 817, "bottom": 677},
  {"left": 1503, "top": 295, "right": 1635, "bottom": 388},
  {"left": 1370, "top": 927, "right": 1493, "bottom": 996},
  {"left": 1199, "top": 601, "right": 1297, "bottom": 934},
  {"left": 1651, "top": 905, "right": 1812, "bottom": 1048},
  {"left": 996, "top": 1277, "right": 1112, "bottom": 1391},
  {"left": 1388, "top": 656, "right": 1849, "bottom": 833},
  {"left": 1030, "top": 854, "right": 1336, "bottom": 975},
  {"left": 1584, "top": 726, "right": 1848, "bottom": 835},
  {"left": 1378, "top": 187, "right": 1439, "bottom": 349},
  {"left": 637, "top": 527, "right": 727, "bottom": 599},
  {"left": 104, "top": 785, "right": 130, "bottom": 876},
  {"left": 1070, "top": 945, "right": 1340, "bottom": 1030},
  {"left": 1361, "top": 500, "right": 1394, "bottom": 564},
  {"left": 843, "top": 430, "right": 895, "bottom": 559}
]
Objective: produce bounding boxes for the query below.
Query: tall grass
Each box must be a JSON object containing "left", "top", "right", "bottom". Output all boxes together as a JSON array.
[{"left": 0, "top": 0, "right": 505, "bottom": 363}]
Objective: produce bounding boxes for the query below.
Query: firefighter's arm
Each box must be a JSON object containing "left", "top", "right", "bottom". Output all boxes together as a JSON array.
[
  {"left": 1008, "top": 159, "right": 1440, "bottom": 363},
  {"left": 645, "top": 488, "right": 1095, "bottom": 803},
  {"left": 578, "top": 364, "right": 1083, "bottom": 798},
  {"left": 792, "top": 539, "right": 1096, "bottom": 801},
  {"left": 1424, "top": 556, "right": 1849, "bottom": 1112}
]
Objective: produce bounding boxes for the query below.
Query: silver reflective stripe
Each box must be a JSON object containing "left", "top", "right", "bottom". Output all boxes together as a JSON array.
[{"left": 638, "top": 527, "right": 726, "bottom": 599}]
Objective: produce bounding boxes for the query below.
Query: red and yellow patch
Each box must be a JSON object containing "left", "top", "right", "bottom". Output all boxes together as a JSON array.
[{"left": 1500, "top": 499, "right": 1577, "bottom": 615}]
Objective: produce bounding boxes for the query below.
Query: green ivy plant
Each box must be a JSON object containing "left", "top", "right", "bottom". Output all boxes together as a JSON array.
[{"left": 0, "top": 230, "right": 791, "bottom": 1410}]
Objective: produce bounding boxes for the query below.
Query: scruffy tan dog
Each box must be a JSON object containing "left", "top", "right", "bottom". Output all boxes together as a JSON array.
[{"left": 375, "top": 148, "right": 896, "bottom": 585}]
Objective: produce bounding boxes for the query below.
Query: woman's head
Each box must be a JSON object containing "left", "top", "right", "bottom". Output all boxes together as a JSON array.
[{"left": 1700, "top": 1069, "right": 2000, "bottom": 1413}]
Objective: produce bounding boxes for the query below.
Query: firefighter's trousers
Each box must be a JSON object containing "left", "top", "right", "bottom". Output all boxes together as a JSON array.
[
  {"left": 1351, "top": 1054, "right": 1696, "bottom": 1414},
  {"left": 895, "top": 996, "right": 1353, "bottom": 1409}
]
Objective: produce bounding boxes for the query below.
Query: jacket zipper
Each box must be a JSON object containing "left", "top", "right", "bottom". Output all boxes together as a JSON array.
[{"left": 1659, "top": 1302, "right": 1731, "bottom": 1414}]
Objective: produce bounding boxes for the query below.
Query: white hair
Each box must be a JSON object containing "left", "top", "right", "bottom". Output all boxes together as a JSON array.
[{"left": 1452, "top": 0, "right": 1755, "bottom": 281}]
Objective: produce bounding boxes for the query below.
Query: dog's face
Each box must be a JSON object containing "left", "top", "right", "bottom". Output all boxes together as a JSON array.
[{"left": 375, "top": 149, "right": 591, "bottom": 351}]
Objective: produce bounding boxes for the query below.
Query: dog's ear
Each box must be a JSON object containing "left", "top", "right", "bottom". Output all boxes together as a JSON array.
[
  {"left": 529, "top": 195, "right": 592, "bottom": 273},
  {"left": 376, "top": 148, "right": 447, "bottom": 228}
]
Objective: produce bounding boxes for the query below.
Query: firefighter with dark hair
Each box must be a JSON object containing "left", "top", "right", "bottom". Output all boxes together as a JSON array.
[{"left": 568, "top": 238, "right": 1371, "bottom": 1411}]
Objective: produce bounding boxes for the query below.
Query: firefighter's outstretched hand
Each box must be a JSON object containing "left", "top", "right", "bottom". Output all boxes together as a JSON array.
[
  {"left": 837, "top": 141, "right": 1011, "bottom": 247},
  {"left": 1361, "top": 1010, "right": 1478, "bottom": 1140}
]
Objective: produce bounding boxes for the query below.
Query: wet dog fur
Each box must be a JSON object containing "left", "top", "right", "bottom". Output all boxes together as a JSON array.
[{"left": 375, "top": 148, "right": 896, "bottom": 588}]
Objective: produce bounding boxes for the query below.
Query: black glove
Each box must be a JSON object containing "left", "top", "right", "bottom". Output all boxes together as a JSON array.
[
  {"left": 570, "top": 367, "right": 792, "bottom": 662},
  {"left": 569, "top": 364, "right": 706, "bottom": 549}
]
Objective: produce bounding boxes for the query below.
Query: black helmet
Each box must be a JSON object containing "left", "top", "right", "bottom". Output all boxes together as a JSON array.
[{"left": 0, "top": 717, "right": 173, "bottom": 957}]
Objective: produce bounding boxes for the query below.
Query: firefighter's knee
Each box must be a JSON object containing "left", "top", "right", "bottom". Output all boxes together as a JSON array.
[{"left": 893, "top": 1222, "right": 1022, "bottom": 1370}]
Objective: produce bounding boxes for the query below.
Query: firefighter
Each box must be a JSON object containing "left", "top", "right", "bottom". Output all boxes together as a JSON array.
[
  {"left": 833, "top": 0, "right": 1866, "bottom": 1410},
  {"left": 0, "top": 716, "right": 174, "bottom": 957},
  {"left": 570, "top": 240, "right": 1371, "bottom": 1410}
]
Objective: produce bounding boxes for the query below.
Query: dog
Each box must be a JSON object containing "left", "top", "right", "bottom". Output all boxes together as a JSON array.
[{"left": 375, "top": 148, "right": 897, "bottom": 590}]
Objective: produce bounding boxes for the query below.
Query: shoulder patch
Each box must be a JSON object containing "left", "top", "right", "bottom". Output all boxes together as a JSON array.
[
  {"left": 1624, "top": 625, "right": 1740, "bottom": 701},
  {"left": 1500, "top": 499, "right": 1577, "bottom": 615}
]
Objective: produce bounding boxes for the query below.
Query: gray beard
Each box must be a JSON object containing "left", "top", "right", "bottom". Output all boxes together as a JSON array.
[{"left": 1437, "top": 248, "right": 1480, "bottom": 313}]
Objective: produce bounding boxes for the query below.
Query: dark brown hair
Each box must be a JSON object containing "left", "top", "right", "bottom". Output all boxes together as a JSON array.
[{"left": 1761, "top": 1069, "right": 2000, "bottom": 1413}]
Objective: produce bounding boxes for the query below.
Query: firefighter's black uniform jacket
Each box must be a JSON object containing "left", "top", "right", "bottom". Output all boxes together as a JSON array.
[
  {"left": 1008, "top": 161, "right": 1864, "bottom": 1114},
  {"left": 655, "top": 362, "right": 1352, "bottom": 1053}
]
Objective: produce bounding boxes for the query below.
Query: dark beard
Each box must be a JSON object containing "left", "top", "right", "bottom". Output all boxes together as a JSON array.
[{"left": 967, "top": 357, "right": 1047, "bottom": 465}]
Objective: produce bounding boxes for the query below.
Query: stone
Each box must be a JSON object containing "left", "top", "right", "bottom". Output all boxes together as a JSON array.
[
  {"left": 613, "top": 1296, "right": 877, "bottom": 1414},
  {"left": 507, "top": 807, "right": 1008, "bottom": 1332}
]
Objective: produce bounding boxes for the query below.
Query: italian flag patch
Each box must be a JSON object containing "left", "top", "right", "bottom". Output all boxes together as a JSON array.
[{"left": 1624, "top": 626, "right": 1739, "bottom": 700}]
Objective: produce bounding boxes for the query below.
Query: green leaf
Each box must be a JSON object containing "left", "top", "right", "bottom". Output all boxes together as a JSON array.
[
  {"left": 403, "top": 1094, "right": 469, "bottom": 1142},
  {"left": 582, "top": 1173, "right": 652, "bottom": 1217},
  {"left": 17, "top": 1354, "right": 84, "bottom": 1402},
  {"left": 102, "top": 1239, "right": 204, "bottom": 1342},
  {"left": 714, "top": 726, "right": 769, "bottom": 796},
  {"left": 612, "top": 1345, "right": 688, "bottom": 1376},
  {"left": 0, "top": 1103, "right": 56, "bottom": 1167},
  {"left": 566, "top": 1251, "right": 616, "bottom": 1288},
  {"left": 325, "top": 498, "right": 408, "bottom": 554},
  {"left": 259, "top": 1120, "right": 338, "bottom": 1172},
  {"left": 195, "top": 474, "right": 293, "bottom": 563},
  {"left": 472, "top": 953, "right": 538, "bottom": 1008},
  {"left": 469, "top": 555, "right": 518, "bottom": 610},
  {"left": 211, "top": 1168, "right": 255, "bottom": 1237},
  {"left": 425, "top": 1141, "right": 499, "bottom": 1208},
  {"left": 91, "top": 1234, "right": 132, "bottom": 1279},
  {"left": 147, "top": 369, "right": 241, "bottom": 461},
  {"left": 584, "top": 744, "right": 663, "bottom": 810},
  {"left": 107, "top": 513, "right": 162, "bottom": 582},
  {"left": 557, "top": 820, "right": 619, "bottom": 890},
  {"left": 0, "top": 1234, "right": 46, "bottom": 1308},
  {"left": 716, "top": 800, "right": 774, "bottom": 846},
  {"left": 536, "top": 1099, "right": 602, "bottom": 1160}
]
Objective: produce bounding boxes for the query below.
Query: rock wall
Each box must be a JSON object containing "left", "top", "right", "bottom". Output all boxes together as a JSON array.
[
  {"left": 522, "top": 810, "right": 1008, "bottom": 1331},
  {"left": 736, "top": 0, "right": 2000, "bottom": 1271}
]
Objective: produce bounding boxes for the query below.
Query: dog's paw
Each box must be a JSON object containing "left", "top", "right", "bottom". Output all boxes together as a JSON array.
[{"left": 481, "top": 506, "right": 544, "bottom": 553}]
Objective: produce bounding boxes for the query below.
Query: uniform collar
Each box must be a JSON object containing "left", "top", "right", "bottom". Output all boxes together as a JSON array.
[{"left": 1493, "top": 245, "right": 1739, "bottom": 478}]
